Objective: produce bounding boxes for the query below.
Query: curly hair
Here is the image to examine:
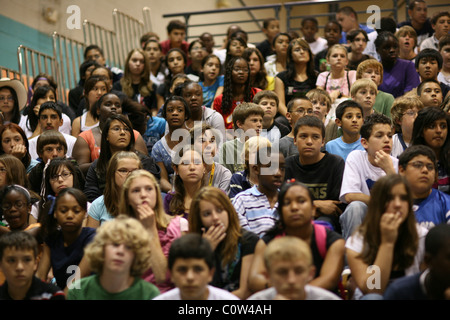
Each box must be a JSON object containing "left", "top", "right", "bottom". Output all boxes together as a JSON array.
[
  {"left": 84, "top": 215, "right": 152, "bottom": 277},
  {"left": 222, "top": 57, "right": 252, "bottom": 115}
]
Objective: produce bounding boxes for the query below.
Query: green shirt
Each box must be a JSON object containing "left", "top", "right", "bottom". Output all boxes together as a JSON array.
[{"left": 67, "top": 275, "right": 160, "bottom": 300}]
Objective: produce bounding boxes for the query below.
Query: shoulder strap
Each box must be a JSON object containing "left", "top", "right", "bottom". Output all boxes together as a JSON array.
[{"left": 313, "top": 222, "right": 327, "bottom": 259}]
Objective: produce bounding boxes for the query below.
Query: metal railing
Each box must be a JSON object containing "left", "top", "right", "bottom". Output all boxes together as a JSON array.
[
  {"left": 162, "top": 3, "right": 283, "bottom": 44},
  {"left": 83, "top": 20, "right": 121, "bottom": 70},
  {"left": 112, "top": 9, "right": 147, "bottom": 67},
  {"left": 52, "top": 32, "right": 85, "bottom": 104},
  {"left": 17, "top": 45, "right": 58, "bottom": 100},
  {"left": 0, "top": 66, "right": 21, "bottom": 80}
]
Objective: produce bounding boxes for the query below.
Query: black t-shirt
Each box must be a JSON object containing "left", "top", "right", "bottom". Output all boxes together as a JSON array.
[
  {"left": 285, "top": 152, "right": 345, "bottom": 203},
  {"left": 211, "top": 229, "right": 259, "bottom": 292},
  {"left": 276, "top": 70, "right": 316, "bottom": 105},
  {"left": 0, "top": 276, "right": 65, "bottom": 300}
]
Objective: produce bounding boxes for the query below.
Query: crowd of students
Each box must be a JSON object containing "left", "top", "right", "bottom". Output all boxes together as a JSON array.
[{"left": 0, "top": 0, "right": 449, "bottom": 301}]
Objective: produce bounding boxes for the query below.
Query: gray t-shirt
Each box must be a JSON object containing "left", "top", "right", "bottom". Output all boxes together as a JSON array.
[
  {"left": 278, "top": 135, "right": 298, "bottom": 159},
  {"left": 247, "top": 285, "right": 342, "bottom": 300}
]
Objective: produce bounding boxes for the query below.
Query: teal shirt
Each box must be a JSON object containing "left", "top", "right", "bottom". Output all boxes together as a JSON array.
[{"left": 67, "top": 275, "right": 160, "bottom": 300}]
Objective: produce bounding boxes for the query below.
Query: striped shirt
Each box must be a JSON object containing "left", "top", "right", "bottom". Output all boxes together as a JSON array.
[{"left": 232, "top": 185, "right": 278, "bottom": 237}]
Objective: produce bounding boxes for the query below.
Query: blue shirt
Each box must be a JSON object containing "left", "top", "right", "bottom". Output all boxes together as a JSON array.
[
  {"left": 325, "top": 136, "right": 365, "bottom": 161},
  {"left": 199, "top": 75, "right": 224, "bottom": 108},
  {"left": 232, "top": 185, "right": 279, "bottom": 237},
  {"left": 413, "top": 188, "right": 450, "bottom": 230},
  {"left": 143, "top": 116, "right": 166, "bottom": 154}
]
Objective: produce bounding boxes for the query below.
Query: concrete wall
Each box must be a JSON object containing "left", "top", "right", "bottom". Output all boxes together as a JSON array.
[{"left": 1, "top": 0, "right": 448, "bottom": 72}]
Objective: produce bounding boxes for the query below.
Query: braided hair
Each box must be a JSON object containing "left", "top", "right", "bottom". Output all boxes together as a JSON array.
[{"left": 221, "top": 57, "right": 252, "bottom": 116}]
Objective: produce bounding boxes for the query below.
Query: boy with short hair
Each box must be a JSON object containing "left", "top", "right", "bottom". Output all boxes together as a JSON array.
[
  {"left": 232, "top": 145, "right": 285, "bottom": 237},
  {"left": 419, "top": 11, "right": 450, "bottom": 51},
  {"left": 356, "top": 59, "right": 395, "bottom": 118},
  {"left": 285, "top": 115, "right": 345, "bottom": 231},
  {"left": 28, "top": 101, "right": 77, "bottom": 160},
  {"left": 219, "top": 102, "right": 264, "bottom": 173},
  {"left": 339, "top": 113, "right": 398, "bottom": 240},
  {"left": 390, "top": 96, "right": 425, "bottom": 158},
  {"left": 256, "top": 18, "right": 281, "bottom": 61},
  {"left": 417, "top": 79, "right": 444, "bottom": 107},
  {"left": 398, "top": 145, "right": 450, "bottom": 230},
  {"left": 325, "top": 100, "right": 365, "bottom": 161},
  {"left": 0, "top": 231, "right": 65, "bottom": 300},
  {"left": 415, "top": 48, "right": 450, "bottom": 97},
  {"left": 153, "top": 233, "right": 239, "bottom": 300},
  {"left": 28, "top": 130, "right": 79, "bottom": 194},
  {"left": 253, "top": 90, "right": 290, "bottom": 144},
  {"left": 301, "top": 17, "right": 328, "bottom": 55},
  {"left": 350, "top": 78, "right": 378, "bottom": 119},
  {"left": 160, "top": 19, "right": 190, "bottom": 56},
  {"left": 278, "top": 97, "right": 314, "bottom": 158},
  {"left": 84, "top": 44, "right": 123, "bottom": 83},
  {"left": 306, "top": 88, "right": 332, "bottom": 125},
  {"left": 248, "top": 236, "right": 341, "bottom": 300}
]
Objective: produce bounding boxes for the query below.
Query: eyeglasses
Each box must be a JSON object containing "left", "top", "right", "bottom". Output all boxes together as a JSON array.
[
  {"left": 1, "top": 200, "right": 26, "bottom": 211},
  {"left": 116, "top": 168, "right": 137, "bottom": 176},
  {"left": 407, "top": 161, "right": 435, "bottom": 171},
  {"left": 292, "top": 109, "right": 314, "bottom": 116},
  {"left": 110, "top": 126, "right": 131, "bottom": 133},
  {"left": 0, "top": 96, "right": 14, "bottom": 102},
  {"left": 50, "top": 171, "right": 72, "bottom": 181}
]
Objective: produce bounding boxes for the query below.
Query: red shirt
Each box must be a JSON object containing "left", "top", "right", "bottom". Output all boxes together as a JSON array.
[{"left": 212, "top": 87, "right": 261, "bottom": 129}]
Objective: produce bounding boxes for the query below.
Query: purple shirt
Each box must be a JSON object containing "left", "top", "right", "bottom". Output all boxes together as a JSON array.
[{"left": 378, "top": 59, "right": 420, "bottom": 98}]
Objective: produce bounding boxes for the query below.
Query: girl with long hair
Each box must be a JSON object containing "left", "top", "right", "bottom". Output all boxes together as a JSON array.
[
  {"left": 411, "top": 107, "right": 450, "bottom": 194},
  {"left": 212, "top": 56, "right": 261, "bottom": 129},
  {"left": 86, "top": 151, "right": 142, "bottom": 228},
  {"left": 113, "top": 48, "right": 157, "bottom": 115},
  {"left": 119, "top": 169, "right": 188, "bottom": 293},
  {"left": 189, "top": 186, "right": 259, "bottom": 299},
  {"left": 274, "top": 38, "right": 317, "bottom": 119},
  {"left": 242, "top": 47, "right": 274, "bottom": 91},
  {"left": 0, "top": 123, "right": 39, "bottom": 173},
  {"left": 346, "top": 174, "right": 428, "bottom": 299}
]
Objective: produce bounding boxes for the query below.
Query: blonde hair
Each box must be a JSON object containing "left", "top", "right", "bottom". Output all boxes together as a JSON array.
[
  {"left": 395, "top": 26, "right": 418, "bottom": 49},
  {"left": 326, "top": 44, "right": 348, "bottom": 59},
  {"left": 390, "top": 96, "right": 425, "bottom": 132},
  {"left": 350, "top": 78, "right": 378, "bottom": 97},
  {"left": 306, "top": 88, "right": 332, "bottom": 113},
  {"left": 242, "top": 136, "right": 272, "bottom": 171},
  {"left": 104, "top": 151, "right": 142, "bottom": 217},
  {"left": 84, "top": 215, "right": 152, "bottom": 277},
  {"left": 119, "top": 169, "right": 171, "bottom": 230},
  {"left": 264, "top": 236, "right": 312, "bottom": 271}
]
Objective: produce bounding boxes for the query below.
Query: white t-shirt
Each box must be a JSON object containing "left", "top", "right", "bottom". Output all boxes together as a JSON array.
[
  {"left": 339, "top": 150, "right": 399, "bottom": 203},
  {"left": 303, "top": 37, "right": 328, "bottom": 55},
  {"left": 28, "top": 132, "right": 77, "bottom": 160},
  {"left": 153, "top": 285, "right": 240, "bottom": 300},
  {"left": 391, "top": 133, "right": 409, "bottom": 159},
  {"left": 345, "top": 226, "right": 428, "bottom": 299},
  {"left": 20, "top": 114, "right": 72, "bottom": 138},
  {"left": 248, "top": 285, "right": 342, "bottom": 300}
]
